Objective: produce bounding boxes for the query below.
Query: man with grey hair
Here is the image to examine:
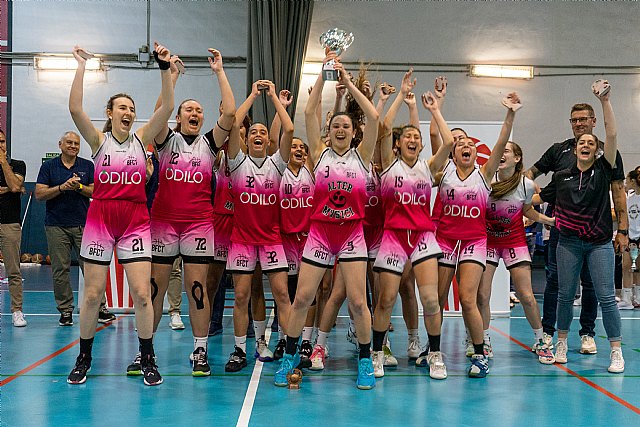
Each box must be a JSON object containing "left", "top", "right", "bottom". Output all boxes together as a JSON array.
[{"left": 36, "top": 131, "right": 116, "bottom": 326}]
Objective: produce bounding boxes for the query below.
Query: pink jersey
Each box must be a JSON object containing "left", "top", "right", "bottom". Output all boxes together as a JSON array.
[
  {"left": 280, "top": 165, "right": 314, "bottom": 234},
  {"left": 212, "top": 150, "right": 235, "bottom": 216},
  {"left": 364, "top": 166, "right": 384, "bottom": 227},
  {"left": 380, "top": 158, "right": 435, "bottom": 231},
  {"left": 228, "top": 151, "right": 287, "bottom": 245},
  {"left": 437, "top": 160, "right": 490, "bottom": 240},
  {"left": 486, "top": 175, "right": 535, "bottom": 248},
  {"left": 152, "top": 132, "right": 216, "bottom": 222},
  {"left": 311, "top": 147, "right": 367, "bottom": 223},
  {"left": 92, "top": 132, "right": 147, "bottom": 202}
]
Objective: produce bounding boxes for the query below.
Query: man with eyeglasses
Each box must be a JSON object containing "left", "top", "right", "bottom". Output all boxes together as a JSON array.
[{"left": 525, "top": 102, "right": 628, "bottom": 354}]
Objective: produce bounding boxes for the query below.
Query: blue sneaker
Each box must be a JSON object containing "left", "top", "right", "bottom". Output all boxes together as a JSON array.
[
  {"left": 356, "top": 358, "right": 376, "bottom": 390},
  {"left": 274, "top": 353, "right": 299, "bottom": 387},
  {"left": 468, "top": 354, "right": 489, "bottom": 378}
]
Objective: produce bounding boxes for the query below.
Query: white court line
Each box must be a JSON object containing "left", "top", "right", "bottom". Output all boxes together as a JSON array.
[{"left": 236, "top": 309, "right": 275, "bottom": 427}]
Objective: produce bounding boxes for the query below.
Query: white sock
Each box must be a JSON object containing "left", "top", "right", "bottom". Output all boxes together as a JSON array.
[
  {"left": 317, "top": 330, "right": 330, "bottom": 347},
  {"left": 234, "top": 335, "right": 247, "bottom": 353},
  {"left": 533, "top": 328, "right": 543, "bottom": 341},
  {"left": 302, "top": 327, "right": 313, "bottom": 341},
  {"left": 622, "top": 288, "right": 633, "bottom": 303},
  {"left": 254, "top": 320, "right": 266, "bottom": 339},
  {"left": 194, "top": 336, "right": 208, "bottom": 352},
  {"left": 408, "top": 329, "right": 419, "bottom": 340}
]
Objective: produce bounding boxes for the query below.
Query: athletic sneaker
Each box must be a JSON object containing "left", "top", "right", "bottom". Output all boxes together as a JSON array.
[
  {"left": 274, "top": 353, "right": 300, "bottom": 387},
  {"left": 192, "top": 347, "right": 211, "bottom": 376},
  {"left": 415, "top": 349, "right": 429, "bottom": 367},
  {"left": 298, "top": 340, "right": 313, "bottom": 369},
  {"left": 356, "top": 358, "right": 376, "bottom": 390},
  {"left": 372, "top": 351, "right": 384, "bottom": 378},
  {"left": 407, "top": 336, "right": 421, "bottom": 359},
  {"left": 254, "top": 338, "right": 274, "bottom": 362},
  {"left": 483, "top": 336, "right": 494, "bottom": 359},
  {"left": 310, "top": 344, "right": 327, "bottom": 371},
  {"left": 579, "top": 335, "right": 597, "bottom": 354},
  {"left": 59, "top": 312, "right": 73, "bottom": 326},
  {"left": 141, "top": 354, "right": 163, "bottom": 386},
  {"left": 468, "top": 354, "right": 489, "bottom": 378},
  {"left": 127, "top": 353, "right": 142, "bottom": 376},
  {"left": 225, "top": 346, "right": 248, "bottom": 372},
  {"left": 617, "top": 299, "right": 635, "bottom": 310},
  {"left": 555, "top": 339, "right": 568, "bottom": 364},
  {"left": 542, "top": 332, "right": 554, "bottom": 350},
  {"left": 608, "top": 347, "right": 625, "bottom": 373},
  {"left": 12, "top": 311, "right": 27, "bottom": 327},
  {"left": 427, "top": 351, "right": 447, "bottom": 380},
  {"left": 382, "top": 344, "right": 398, "bottom": 367},
  {"left": 67, "top": 353, "right": 91, "bottom": 384},
  {"left": 169, "top": 313, "right": 185, "bottom": 330},
  {"left": 464, "top": 337, "right": 474, "bottom": 357},
  {"left": 97, "top": 306, "right": 116, "bottom": 323},
  {"left": 273, "top": 338, "right": 286, "bottom": 360},
  {"left": 347, "top": 327, "right": 359, "bottom": 351},
  {"left": 532, "top": 340, "right": 556, "bottom": 365}
]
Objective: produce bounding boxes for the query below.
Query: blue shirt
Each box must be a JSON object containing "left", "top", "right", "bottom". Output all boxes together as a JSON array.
[{"left": 36, "top": 155, "right": 94, "bottom": 226}]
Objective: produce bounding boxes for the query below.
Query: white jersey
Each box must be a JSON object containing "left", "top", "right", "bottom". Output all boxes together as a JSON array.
[{"left": 628, "top": 190, "right": 640, "bottom": 240}]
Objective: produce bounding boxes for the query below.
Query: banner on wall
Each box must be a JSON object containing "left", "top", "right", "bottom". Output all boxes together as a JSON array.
[{"left": 418, "top": 121, "right": 511, "bottom": 317}]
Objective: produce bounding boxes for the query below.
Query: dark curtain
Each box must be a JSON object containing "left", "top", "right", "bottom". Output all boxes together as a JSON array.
[{"left": 246, "top": 0, "right": 313, "bottom": 125}]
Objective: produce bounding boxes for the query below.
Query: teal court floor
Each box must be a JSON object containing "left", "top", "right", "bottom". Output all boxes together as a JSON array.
[{"left": 1, "top": 264, "right": 639, "bottom": 426}]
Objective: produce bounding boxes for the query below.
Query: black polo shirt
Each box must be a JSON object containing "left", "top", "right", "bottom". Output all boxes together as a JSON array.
[
  {"left": 36, "top": 155, "right": 94, "bottom": 227},
  {"left": 0, "top": 159, "right": 26, "bottom": 224}
]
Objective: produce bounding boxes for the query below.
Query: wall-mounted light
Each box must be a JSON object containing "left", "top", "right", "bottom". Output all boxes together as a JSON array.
[
  {"left": 469, "top": 65, "right": 534, "bottom": 80},
  {"left": 302, "top": 62, "right": 323, "bottom": 75},
  {"left": 34, "top": 56, "right": 103, "bottom": 71}
]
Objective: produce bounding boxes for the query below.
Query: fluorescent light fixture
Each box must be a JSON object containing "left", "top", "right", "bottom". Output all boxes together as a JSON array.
[
  {"left": 34, "top": 56, "right": 102, "bottom": 71},
  {"left": 469, "top": 64, "right": 533, "bottom": 79},
  {"left": 302, "top": 62, "right": 323, "bottom": 75}
]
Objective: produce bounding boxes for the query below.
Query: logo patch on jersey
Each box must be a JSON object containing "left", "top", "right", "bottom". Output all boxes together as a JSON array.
[
  {"left": 301, "top": 184, "right": 311, "bottom": 194},
  {"left": 264, "top": 179, "right": 275, "bottom": 189},
  {"left": 416, "top": 180, "right": 429, "bottom": 190},
  {"left": 98, "top": 170, "right": 143, "bottom": 185},
  {"left": 465, "top": 192, "right": 477, "bottom": 201},
  {"left": 125, "top": 155, "right": 138, "bottom": 166},
  {"left": 191, "top": 157, "right": 202, "bottom": 167},
  {"left": 507, "top": 204, "right": 518, "bottom": 214}
]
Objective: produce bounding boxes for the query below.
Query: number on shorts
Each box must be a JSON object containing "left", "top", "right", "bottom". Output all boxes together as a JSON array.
[
  {"left": 195, "top": 238, "right": 207, "bottom": 251},
  {"left": 132, "top": 238, "right": 144, "bottom": 252},
  {"left": 346, "top": 241, "right": 354, "bottom": 252},
  {"left": 509, "top": 248, "right": 516, "bottom": 259},
  {"left": 463, "top": 244, "right": 475, "bottom": 255},
  {"left": 267, "top": 251, "right": 278, "bottom": 263}
]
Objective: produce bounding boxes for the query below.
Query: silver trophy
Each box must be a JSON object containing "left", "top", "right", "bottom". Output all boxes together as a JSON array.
[
  {"left": 319, "top": 28, "right": 354, "bottom": 81},
  {"left": 630, "top": 243, "right": 638, "bottom": 272}
]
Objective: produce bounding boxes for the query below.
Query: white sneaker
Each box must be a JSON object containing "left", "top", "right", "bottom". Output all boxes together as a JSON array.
[
  {"left": 542, "top": 332, "right": 554, "bottom": 350},
  {"left": 309, "top": 344, "right": 327, "bottom": 371},
  {"left": 169, "top": 313, "right": 185, "bottom": 330},
  {"left": 382, "top": 344, "right": 398, "bottom": 367},
  {"left": 407, "top": 336, "right": 421, "bottom": 359},
  {"left": 254, "top": 338, "right": 274, "bottom": 362},
  {"left": 464, "top": 337, "right": 474, "bottom": 357},
  {"left": 608, "top": 347, "right": 625, "bottom": 373},
  {"left": 579, "top": 335, "right": 597, "bottom": 354},
  {"left": 483, "top": 336, "right": 494, "bottom": 359},
  {"left": 573, "top": 295, "right": 582, "bottom": 306},
  {"left": 618, "top": 289, "right": 635, "bottom": 310},
  {"left": 372, "top": 351, "right": 385, "bottom": 378},
  {"left": 617, "top": 299, "right": 635, "bottom": 310},
  {"left": 555, "top": 339, "right": 568, "bottom": 364},
  {"left": 427, "top": 351, "right": 447, "bottom": 380},
  {"left": 12, "top": 311, "right": 27, "bottom": 327}
]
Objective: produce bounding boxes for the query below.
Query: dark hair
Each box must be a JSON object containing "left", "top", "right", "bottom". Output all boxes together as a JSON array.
[
  {"left": 628, "top": 166, "right": 640, "bottom": 187},
  {"left": 450, "top": 127, "right": 469, "bottom": 138},
  {"left": 491, "top": 141, "right": 524, "bottom": 199},
  {"left": 328, "top": 112, "right": 356, "bottom": 129},
  {"left": 571, "top": 103, "right": 595, "bottom": 116},
  {"left": 103, "top": 93, "right": 135, "bottom": 133},
  {"left": 174, "top": 98, "right": 200, "bottom": 132}
]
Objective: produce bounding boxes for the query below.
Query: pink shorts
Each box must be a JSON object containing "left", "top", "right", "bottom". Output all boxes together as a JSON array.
[
  {"left": 373, "top": 229, "right": 441, "bottom": 275},
  {"left": 436, "top": 235, "right": 487, "bottom": 269},
  {"left": 150, "top": 218, "right": 214, "bottom": 264},
  {"left": 80, "top": 199, "right": 151, "bottom": 265},
  {"left": 486, "top": 244, "right": 531, "bottom": 269},
  {"left": 213, "top": 214, "right": 234, "bottom": 263},
  {"left": 282, "top": 232, "right": 308, "bottom": 276},
  {"left": 364, "top": 224, "right": 383, "bottom": 260},
  {"left": 301, "top": 220, "right": 368, "bottom": 267},
  {"left": 226, "top": 242, "right": 288, "bottom": 274}
]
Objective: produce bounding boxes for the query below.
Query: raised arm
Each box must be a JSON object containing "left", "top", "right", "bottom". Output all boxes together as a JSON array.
[
  {"left": 269, "top": 89, "right": 293, "bottom": 156},
  {"left": 429, "top": 76, "right": 447, "bottom": 155},
  {"left": 379, "top": 70, "right": 415, "bottom": 169},
  {"left": 481, "top": 92, "right": 521, "bottom": 182},
  {"left": 152, "top": 54, "right": 183, "bottom": 144},
  {"left": 228, "top": 81, "right": 261, "bottom": 159},
  {"left": 69, "top": 46, "right": 102, "bottom": 153},
  {"left": 210, "top": 49, "right": 236, "bottom": 148},
  {"left": 136, "top": 42, "right": 175, "bottom": 146},
  {"left": 376, "top": 82, "right": 395, "bottom": 117},
  {"left": 423, "top": 91, "right": 454, "bottom": 175},
  {"left": 305, "top": 56, "right": 330, "bottom": 165},
  {"left": 263, "top": 83, "right": 294, "bottom": 162},
  {"left": 404, "top": 92, "right": 420, "bottom": 128},
  {"left": 594, "top": 80, "right": 617, "bottom": 166}
]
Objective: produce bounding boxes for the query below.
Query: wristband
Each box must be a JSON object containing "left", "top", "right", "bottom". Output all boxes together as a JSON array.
[
  {"left": 76, "top": 184, "right": 83, "bottom": 192},
  {"left": 617, "top": 229, "right": 628, "bottom": 236},
  {"left": 216, "top": 120, "right": 231, "bottom": 133},
  {"left": 153, "top": 51, "right": 170, "bottom": 70}
]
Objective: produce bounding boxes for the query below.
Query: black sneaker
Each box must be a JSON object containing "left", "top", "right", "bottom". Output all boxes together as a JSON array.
[
  {"left": 98, "top": 306, "right": 116, "bottom": 324},
  {"left": 67, "top": 353, "right": 91, "bottom": 384},
  {"left": 141, "top": 354, "right": 163, "bottom": 386},
  {"left": 192, "top": 347, "right": 211, "bottom": 377},
  {"left": 224, "top": 346, "right": 248, "bottom": 372},
  {"left": 273, "top": 339, "right": 286, "bottom": 360},
  {"left": 59, "top": 312, "right": 73, "bottom": 326},
  {"left": 298, "top": 340, "right": 313, "bottom": 369},
  {"left": 126, "top": 353, "right": 142, "bottom": 376},
  {"left": 208, "top": 322, "right": 223, "bottom": 337}
]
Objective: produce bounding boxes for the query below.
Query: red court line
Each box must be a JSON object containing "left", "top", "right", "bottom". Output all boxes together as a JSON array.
[
  {"left": 490, "top": 325, "right": 640, "bottom": 415},
  {"left": 0, "top": 318, "right": 121, "bottom": 387}
]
